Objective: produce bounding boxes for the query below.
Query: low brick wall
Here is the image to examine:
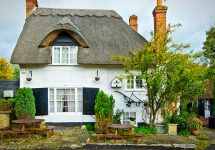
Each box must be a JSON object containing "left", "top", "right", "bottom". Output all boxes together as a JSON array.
[{"left": 0, "top": 111, "right": 11, "bottom": 129}]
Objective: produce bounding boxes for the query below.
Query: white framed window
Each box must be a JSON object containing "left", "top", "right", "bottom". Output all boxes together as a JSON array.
[
  {"left": 49, "top": 88, "right": 82, "bottom": 113},
  {"left": 52, "top": 46, "right": 78, "bottom": 65},
  {"left": 122, "top": 112, "right": 137, "bottom": 125},
  {"left": 127, "top": 76, "right": 144, "bottom": 90}
]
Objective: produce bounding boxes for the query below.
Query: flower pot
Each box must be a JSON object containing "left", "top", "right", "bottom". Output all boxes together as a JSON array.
[
  {"left": 168, "top": 124, "right": 178, "bottom": 135},
  {"left": 155, "top": 124, "right": 165, "bottom": 134},
  {"left": 129, "top": 117, "right": 136, "bottom": 121},
  {"left": 191, "top": 129, "right": 199, "bottom": 135}
]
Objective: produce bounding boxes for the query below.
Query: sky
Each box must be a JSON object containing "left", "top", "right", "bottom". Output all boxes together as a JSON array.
[{"left": 0, "top": 0, "right": 215, "bottom": 62}]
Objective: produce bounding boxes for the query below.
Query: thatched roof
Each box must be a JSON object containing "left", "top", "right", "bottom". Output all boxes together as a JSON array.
[{"left": 11, "top": 8, "right": 147, "bottom": 65}]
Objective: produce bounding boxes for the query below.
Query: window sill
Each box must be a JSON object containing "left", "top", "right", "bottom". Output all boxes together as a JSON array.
[
  {"left": 124, "top": 89, "right": 145, "bottom": 92},
  {"left": 49, "top": 64, "right": 79, "bottom": 66},
  {"left": 49, "top": 112, "right": 83, "bottom": 115}
]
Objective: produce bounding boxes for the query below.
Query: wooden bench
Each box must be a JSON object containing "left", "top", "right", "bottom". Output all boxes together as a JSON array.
[
  {"left": 94, "top": 132, "right": 144, "bottom": 143},
  {"left": 0, "top": 126, "right": 56, "bottom": 139},
  {"left": 0, "top": 130, "right": 32, "bottom": 139},
  {"left": 131, "top": 132, "right": 144, "bottom": 143},
  {"left": 26, "top": 126, "right": 56, "bottom": 138}
]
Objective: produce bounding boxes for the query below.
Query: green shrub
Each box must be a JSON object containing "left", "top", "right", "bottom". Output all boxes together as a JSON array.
[
  {"left": 178, "top": 130, "right": 190, "bottom": 137},
  {"left": 15, "top": 87, "right": 36, "bottom": 119},
  {"left": 112, "top": 109, "right": 124, "bottom": 124},
  {"left": 94, "top": 91, "right": 115, "bottom": 133},
  {"left": 168, "top": 111, "right": 194, "bottom": 132},
  {"left": 196, "top": 134, "right": 209, "bottom": 140},
  {"left": 191, "top": 121, "right": 201, "bottom": 130},
  {"left": 135, "top": 126, "right": 157, "bottom": 134},
  {"left": 0, "top": 98, "right": 16, "bottom": 103},
  {"left": 86, "top": 124, "right": 95, "bottom": 131},
  {"left": 195, "top": 141, "right": 209, "bottom": 150}
]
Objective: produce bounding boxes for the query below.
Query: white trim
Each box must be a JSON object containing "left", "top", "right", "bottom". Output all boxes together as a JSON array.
[
  {"left": 48, "top": 87, "right": 83, "bottom": 114},
  {"left": 52, "top": 46, "right": 78, "bottom": 65},
  {"left": 125, "top": 76, "right": 144, "bottom": 91}
]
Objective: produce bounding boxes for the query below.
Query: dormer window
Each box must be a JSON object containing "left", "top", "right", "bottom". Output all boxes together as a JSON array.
[{"left": 51, "top": 32, "right": 79, "bottom": 65}]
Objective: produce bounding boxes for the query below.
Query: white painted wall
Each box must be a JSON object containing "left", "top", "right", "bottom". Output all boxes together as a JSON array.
[{"left": 20, "top": 64, "right": 162, "bottom": 124}]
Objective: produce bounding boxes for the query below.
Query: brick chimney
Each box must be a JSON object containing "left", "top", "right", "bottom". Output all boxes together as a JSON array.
[
  {"left": 26, "top": 0, "right": 38, "bottom": 17},
  {"left": 153, "top": 0, "right": 168, "bottom": 50},
  {"left": 129, "top": 15, "right": 138, "bottom": 32}
]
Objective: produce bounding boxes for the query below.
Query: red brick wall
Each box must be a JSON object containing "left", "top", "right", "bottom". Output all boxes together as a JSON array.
[
  {"left": 26, "top": 0, "right": 38, "bottom": 17},
  {"left": 129, "top": 15, "right": 138, "bottom": 32}
]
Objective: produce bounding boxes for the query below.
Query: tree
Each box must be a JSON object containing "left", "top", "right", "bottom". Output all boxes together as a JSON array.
[
  {"left": 203, "top": 25, "right": 215, "bottom": 79},
  {"left": 12, "top": 65, "right": 20, "bottom": 80},
  {"left": 203, "top": 25, "right": 215, "bottom": 117},
  {"left": 113, "top": 25, "right": 207, "bottom": 126},
  {"left": 0, "top": 57, "right": 14, "bottom": 80}
]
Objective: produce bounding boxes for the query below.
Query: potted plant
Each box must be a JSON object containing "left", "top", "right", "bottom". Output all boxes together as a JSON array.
[{"left": 191, "top": 118, "right": 202, "bottom": 135}]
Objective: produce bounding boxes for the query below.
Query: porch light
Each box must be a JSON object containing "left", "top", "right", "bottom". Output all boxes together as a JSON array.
[
  {"left": 95, "top": 70, "right": 100, "bottom": 81},
  {"left": 26, "top": 71, "right": 32, "bottom": 81},
  {"left": 126, "top": 102, "right": 131, "bottom": 107}
]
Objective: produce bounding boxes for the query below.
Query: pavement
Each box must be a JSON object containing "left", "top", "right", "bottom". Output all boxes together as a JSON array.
[
  {"left": 200, "top": 128, "right": 215, "bottom": 144},
  {"left": 0, "top": 126, "right": 214, "bottom": 150}
]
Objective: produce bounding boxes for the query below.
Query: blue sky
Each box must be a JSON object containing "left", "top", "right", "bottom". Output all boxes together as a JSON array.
[{"left": 0, "top": 0, "right": 215, "bottom": 62}]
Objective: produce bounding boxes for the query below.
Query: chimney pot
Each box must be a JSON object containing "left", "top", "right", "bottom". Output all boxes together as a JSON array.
[
  {"left": 129, "top": 15, "right": 138, "bottom": 32},
  {"left": 26, "top": 0, "right": 38, "bottom": 18},
  {"left": 157, "top": 0, "right": 163, "bottom": 6}
]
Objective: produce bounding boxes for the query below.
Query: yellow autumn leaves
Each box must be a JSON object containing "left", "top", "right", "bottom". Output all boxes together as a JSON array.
[{"left": 0, "top": 57, "right": 18, "bottom": 80}]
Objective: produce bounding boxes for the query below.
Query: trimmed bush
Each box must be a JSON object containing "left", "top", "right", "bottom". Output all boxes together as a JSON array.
[
  {"left": 94, "top": 91, "right": 115, "bottom": 133},
  {"left": 15, "top": 87, "right": 36, "bottom": 119}
]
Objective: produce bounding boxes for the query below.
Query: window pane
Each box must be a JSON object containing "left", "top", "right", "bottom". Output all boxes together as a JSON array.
[
  {"left": 53, "top": 47, "right": 60, "bottom": 64},
  {"left": 127, "top": 77, "right": 134, "bottom": 89},
  {"left": 136, "top": 76, "right": 143, "bottom": 89},
  {"left": 123, "top": 112, "right": 136, "bottom": 125},
  {"left": 49, "top": 89, "right": 55, "bottom": 113},
  {"left": 50, "top": 88, "right": 83, "bottom": 113},
  {"left": 62, "top": 47, "right": 69, "bottom": 64},
  {"left": 70, "top": 46, "right": 78, "bottom": 64},
  {"left": 77, "top": 88, "right": 83, "bottom": 112},
  {"left": 50, "top": 107, "right": 54, "bottom": 113}
]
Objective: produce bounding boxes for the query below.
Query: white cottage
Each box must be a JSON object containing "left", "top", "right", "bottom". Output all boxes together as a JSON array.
[{"left": 11, "top": 0, "right": 167, "bottom": 125}]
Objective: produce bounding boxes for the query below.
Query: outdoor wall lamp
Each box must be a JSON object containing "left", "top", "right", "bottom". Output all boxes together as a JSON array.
[
  {"left": 26, "top": 71, "right": 32, "bottom": 81},
  {"left": 126, "top": 102, "right": 131, "bottom": 107},
  {"left": 95, "top": 70, "right": 100, "bottom": 81}
]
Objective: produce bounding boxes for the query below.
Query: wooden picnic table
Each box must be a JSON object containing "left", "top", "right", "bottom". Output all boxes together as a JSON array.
[
  {"left": 107, "top": 124, "right": 135, "bottom": 135},
  {"left": 12, "top": 119, "right": 45, "bottom": 131},
  {"left": 95, "top": 124, "right": 143, "bottom": 143}
]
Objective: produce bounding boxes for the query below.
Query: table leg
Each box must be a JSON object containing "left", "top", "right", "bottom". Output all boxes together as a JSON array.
[
  {"left": 131, "top": 127, "right": 135, "bottom": 135},
  {"left": 115, "top": 129, "right": 118, "bottom": 135},
  {"left": 21, "top": 125, "right": 26, "bottom": 131}
]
